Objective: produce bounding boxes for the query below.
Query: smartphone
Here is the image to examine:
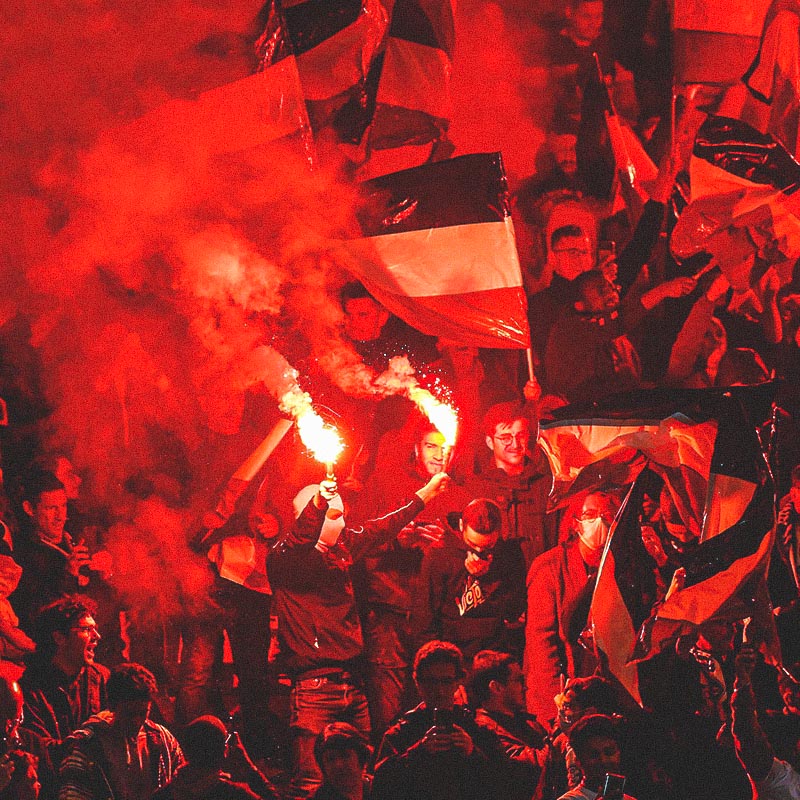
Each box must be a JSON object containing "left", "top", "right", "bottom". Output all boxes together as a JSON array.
[
  {"left": 602, "top": 772, "right": 626, "bottom": 800},
  {"left": 432, "top": 707, "right": 454, "bottom": 733}
]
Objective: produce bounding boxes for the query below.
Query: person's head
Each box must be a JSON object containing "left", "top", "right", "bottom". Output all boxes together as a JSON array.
[
  {"left": 549, "top": 225, "right": 595, "bottom": 281},
  {"left": 107, "top": 663, "right": 157, "bottom": 737},
  {"left": 469, "top": 650, "right": 525, "bottom": 713},
  {"left": 21, "top": 469, "right": 68, "bottom": 545},
  {"left": 565, "top": 0, "right": 605, "bottom": 45},
  {"left": 414, "top": 423, "right": 449, "bottom": 477},
  {"left": 483, "top": 402, "right": 533, "bottom": 476},
  {"left": 568, "top": 713, "right": 623, "bottom": 791},
  {"left": 574, "top": 491, "right": 619, "bottom": 564},
  {"left": 436, "top": 337, "right": 480, "bottom": 374},
  {"left": 573, "top": 269, "right": 619, "bottom": 314},
  {"left": 30, "top": 595, "right": 100, "bottom": 673},
  {"left": 314, "top": 722, "right": 371, "bottom": 794},
  {"left": 548, "top": 132, "right": 579, "bottom": 178},
  {"left": 181, "top": 715, "right": 229, "bottom": 771},
  {"left": 32, "top": 455, "right": 82, "bottom": 501},
  {"left": 559, "top": 676, "right": 619, "bottom": 728},
  {"left": 460, "top": 498, "right": 502, "bottom": 559},
  {"left": 413, "top": 640, "right": 465, "bottom": 710},
  {"left": 340, "top": 281, "right": 389, "bottom": 343}
]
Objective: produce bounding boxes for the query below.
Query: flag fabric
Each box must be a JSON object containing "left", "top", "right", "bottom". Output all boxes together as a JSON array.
[
  {"left": 592, "top": 477, "right": 659, "bottom": 705},
  {"left": 340, "top": 152, "right": 530, "bottom": 349},
  {"left": 255, "top": 0, "right": 455, "bottom": 177},
  {"left": 742, "top": 0, "right": 800, "bottom": 157},
  {"left": 632, "top": 393, "right": 780, "bottom": 665},
  {"left": 256, "top": 0, "right": 388, "bottom": 142},
  {"left": 576, "top": 55, "right": 656, "bottom": 219},
  {"left": 118, "top": 61, "right": 310, "bottom": 159},
  {"left": 671, "top": 115, "right": 800, "bottom": 292},
  {"left": 361, "top": 0, "right": 455, "bottom": 175},
  {"left": 540, "top": 387, "right": 780, "bottom": 689}
]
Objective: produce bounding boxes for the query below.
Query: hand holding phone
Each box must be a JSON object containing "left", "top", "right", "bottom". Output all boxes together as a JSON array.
[{"left": 601, "top": 772, "right": 626, "bottom": 800}]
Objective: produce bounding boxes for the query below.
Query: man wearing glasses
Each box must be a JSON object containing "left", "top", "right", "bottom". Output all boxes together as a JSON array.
[
  {"left": 466, "top": 401, "right": 557, "bottom": 569},
  {"left": 20, "top": 595, "right": 108, "bottom": 798},
  {"left": 524, "top": 491, "right": 620, "bottom": 728}
]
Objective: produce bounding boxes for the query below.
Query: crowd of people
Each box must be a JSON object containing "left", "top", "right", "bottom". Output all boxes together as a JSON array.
[{"left": 5, "top": 0, "right": 800, "bottom": 798}]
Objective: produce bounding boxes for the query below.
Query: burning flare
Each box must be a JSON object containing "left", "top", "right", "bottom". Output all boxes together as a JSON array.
[
  {"left": 279, "top": 384, "right": 344, "bottom": 472},
  {"left": 377, "top": 356, "right": 459, "bottom": 447}
]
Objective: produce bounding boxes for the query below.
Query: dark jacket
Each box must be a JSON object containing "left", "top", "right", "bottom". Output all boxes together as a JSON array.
[
  {"left": 10, "top": 532, "right": 81, "bottom": 632},
  {"left": 21, "top": 661, "right": 109, "bottom": 765},
  {"left": 59, "top": 711, "right": 183, "bottom": 800},
  {"left": 354, "top": 464, "right": 474, "bottom": 614},
  {"left": 413, "top": 529, "right": 527, "bottom": 661},
  {"left": 153, "top": 766, "right": 273, "bottom": 800},
  {"left": 372, "top": 703, "right": 506, "bottom": 800},
  {"left": 473, "top": 708, "right": 552, "bottom": 800},
  {"left": 267, "top": 494, "right": 424, "bottom": 675},
  {"left": 465, "top": 450, "right": 556, "bottom": 568},
  {"left": 523, "top": 537, "right": 597, "bottom": 725}
]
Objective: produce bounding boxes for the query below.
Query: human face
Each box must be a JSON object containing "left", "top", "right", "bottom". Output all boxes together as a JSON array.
[
  {"left": 568, "top": 0, "right": 604, "bottom": 45},
  {"left": 55, "top": 457, "right": 82, "bottom": 501},
  {"left": 115, "top": 699, "right": 151, "bottom": 738},
  {"left": 577, "top": 734, "right": 622, "bottom": 789},
  {"left": 550, "top": 234, "right": 594, "bottom": 281},
  {"left": 416, "top": 431, "right": 448, "bottom": 476},
  {"left": 320, "top": 748, "right": 363, "bottom": 794},
  {"left": 343, "top": 297, "right": 388, "bottom": 342},
  {"left": 461, "top": 523, "right": 500, "bottom": 557},
  {"left": 500, "top": 663, "right": 526, "bottom": 712},
  {"left": 551, "top": 134, "right": 578, "bottom": 177},
  {"left": 487, "top": 419, "right": 529, "bottom": 474},
  {"left": 25, "top": 489, "right": 68, "bottom": 545},
  {"left": 579, "top": 276, "right": 619, "bottom": 313},
  {"left": 55, "top": 615, "right": 100, "bottom": 673},
  {"left": 416, "top": 661, "right": 461, "bottom": 710}
]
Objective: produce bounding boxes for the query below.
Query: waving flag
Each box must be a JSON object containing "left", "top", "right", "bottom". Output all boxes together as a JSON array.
[
  {"left": 339, "top": 153, "right": 530, "bottom": 349},
  {"left": 256, "top": 0, "right": 389, "bottom": 143},
  {"left": 362, "top": 0, "right": 455, "bottom": 176},
  {"left": 671, "top": 115, "right": 800, "bottom": 293},
  {"left": 592, "top": 477, "right": 659, "bottom": 705},
  {"left": 541, "top": 387, "right": 780, "bottom": 693},
  {"left": 255, "top": 0, "right": 455, "bottom": 176}
]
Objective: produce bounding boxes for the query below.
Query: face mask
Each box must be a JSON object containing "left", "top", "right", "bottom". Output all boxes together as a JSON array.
[{"left": 577, "top": 516, "right": 609, "bottom": 551}]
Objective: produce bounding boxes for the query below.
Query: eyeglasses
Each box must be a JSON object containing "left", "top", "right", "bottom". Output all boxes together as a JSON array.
[
  {"left": 71, "top": 624, "right": 100, "bottom": 635},
  {"left": 575, "top": 511, "right": 608, "bottom": 522},
  {"left": 493, "top": 433, "right": 528, "bottom": 447}
]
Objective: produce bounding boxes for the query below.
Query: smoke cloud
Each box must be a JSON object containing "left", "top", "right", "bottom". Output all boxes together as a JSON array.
[{"left": 1, "top": 0, "right": 553, "bottom": 629}]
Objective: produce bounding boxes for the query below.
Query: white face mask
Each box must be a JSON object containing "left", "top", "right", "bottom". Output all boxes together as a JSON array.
[{"left": 577, "top": 516, "right": 609, "bottom": 551}]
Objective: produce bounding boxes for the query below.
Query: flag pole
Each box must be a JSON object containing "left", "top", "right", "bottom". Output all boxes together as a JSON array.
[{"left": 526, "top": 348, "right": 535, "bottom": 382}]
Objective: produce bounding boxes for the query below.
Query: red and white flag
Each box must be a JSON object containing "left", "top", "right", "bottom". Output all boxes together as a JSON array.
[{"left": 340, "top": 152, "right": 530, "bottom": 349}]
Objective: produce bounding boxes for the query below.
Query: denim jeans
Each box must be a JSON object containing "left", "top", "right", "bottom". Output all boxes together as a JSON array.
[{"left": 288, "top": 674, "right": 371, "bottom": 799}]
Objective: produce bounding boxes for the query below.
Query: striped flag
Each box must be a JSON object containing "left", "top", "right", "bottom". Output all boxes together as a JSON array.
[
  {"left": 592, "top": 476, "right": 659, "bottom": 705},
  {"left": 540, "top": 387, "right": 780, "bottom": 693},
  {"left": 340, "top": 152, "right": 530, "bottom": 349},
  {"left": 255, "top": 0, "right": 455, "bottom": 176},
  {"left": 256, "top": 0, "right": 389, "bottom": 144},
  {"left": 671, "top": 115, "right": 800, "bottom": 293},
  {"left": 362, "top": 0, "right": 455, "bottom": 175}
]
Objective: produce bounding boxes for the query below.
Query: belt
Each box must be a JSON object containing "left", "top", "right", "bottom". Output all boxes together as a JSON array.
[{"left": 295, "top": 668, "right": 357, "bottom": 686}]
